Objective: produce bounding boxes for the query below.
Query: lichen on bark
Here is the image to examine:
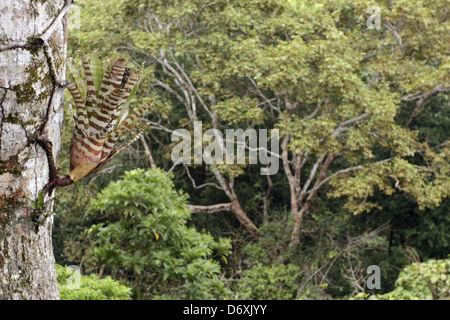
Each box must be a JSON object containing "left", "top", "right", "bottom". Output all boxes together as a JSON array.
[{"left": 0, "top": 0, "right": 68, "bottom": 300}]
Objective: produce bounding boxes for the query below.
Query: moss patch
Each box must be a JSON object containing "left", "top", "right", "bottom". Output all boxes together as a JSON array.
[
  {"left": 0, "top": 188, "right": 26, "bottom": 224},
  {"left": 0, "top": 156, "right": 23, "bottom": 177},
  {"left": 12, "top": 82, "right": 37, "bottom": 105},
  {"left": 11, "top": 56, "right": 52, "bottom": 105},
  {"left": 30, "top": 0, "right": 49, "bottom": 5},
  {"left": 4, "top": 113, "right": 38, "bottom": 127}
]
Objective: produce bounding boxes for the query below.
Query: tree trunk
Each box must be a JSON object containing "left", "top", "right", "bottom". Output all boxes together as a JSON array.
[
  {"left": 211, "top": 166, "right": 261, "bottom": 238},
  {"left": 0, "top": 0, "right": 68, "bottom": 299}
]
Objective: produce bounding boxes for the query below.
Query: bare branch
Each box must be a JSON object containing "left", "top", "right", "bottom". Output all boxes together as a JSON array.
[
  {"left": 153, "top": 79, "right": 187, "bottom": 106},
  {"left": 153, "top": 50, "right": 195, "bottom": 119},
  {"left": 384, "top": 21, "right": 405, "bottom": 53},
  {"left": 406, "top": 85, "right": 450, "bottom": 127},
  {"left": 248, "top": 77, "right": 281, "bottom": 114},
  {"left": 168, "top": 49, "right": 214, "bottom": 120},
  {"left": 307, "top": 98, "right": 329, "bottom": 119},
  {"left": 333, "top": 113, "right": 369, "bottom": 138},
  {"left": 186, "top": 203, "right": 232, "bottom": 214},
  {"left": 210, "top": 164, "right": 233, "bottom": 199},
  {"left": 140, "top": 136, "right": 155, "bottom": 169},
  {"left": 148, "top": 121, "right": 175, "bottom": 135},
  {"left": 302, "top": 145, "right": 438, "bottom": 196},
  {"left": 183, "top": 164, "right": 222, "bottom": 191},
  {"left": 281, "top": 135, "right": 299, "bottom": 214},
  {"left": 297, "top": 153, "right": 326, "bottom": 205},
  {"left": 262, "top": 172, "right": 273, "bottom": 223},
  {"left": 40, "top": 0, "right": 72, "bottom": 43},
  {"left": 307, "top": 164, "right": 364, "bottom": 195},
  {"left": 166, "top": 159, "right": 182, "bottom": 176}
]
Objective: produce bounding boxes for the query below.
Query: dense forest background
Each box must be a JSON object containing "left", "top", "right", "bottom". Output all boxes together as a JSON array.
[{"left": 52, "top": 0, "right": 449, "bottom": 300}]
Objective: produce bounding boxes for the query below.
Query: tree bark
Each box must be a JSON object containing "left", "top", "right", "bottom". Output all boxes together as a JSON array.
[
  {"left": 211, "top": 165, "right": 262, "bottom": 238},
  {"left": 289, "top": 154, "right": 337, "bottom": 248},
  {"left": 186, "top": 203, "right": 232, "bottom": 214},
  {"left": 0, "top": 0, "right": 68, "bottom": 299}
]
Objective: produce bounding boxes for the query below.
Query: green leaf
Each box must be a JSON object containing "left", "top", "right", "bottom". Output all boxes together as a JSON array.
[
  {"left": 90, "top": 52, "right": 103, "bottom": 94},
  {"left": 67, "top": 58, "right": 86, "bottom": 98},
  {"left": 37, "top": 191, "right": 44, "bottom": 208}
]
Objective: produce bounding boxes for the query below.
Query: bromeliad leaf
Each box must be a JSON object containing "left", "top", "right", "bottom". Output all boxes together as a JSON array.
[
  {"left": 89, "top": 51, "right": 104, "bottom": 94},
  {"left": 67, "top": 57, "right": 86, "bottom": 99}
]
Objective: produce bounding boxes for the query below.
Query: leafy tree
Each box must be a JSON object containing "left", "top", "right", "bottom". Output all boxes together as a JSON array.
[
  {"left": 237, "top": 263, "right": 302, "bottom": 300},
  {"left": 375, "top": 257, "right": 450, "bottom": 300},
  {"left": 54, "top": 0, "right": 450, "bottom": 300},
  {"left": 87, "top": 168, "right": 232, "bottom": 299},
  {"left": 237, "top": 209, "right": 403, "bottom": 299},
  {"left": 69, "top": 0, "right": 449, "bottom": 245},
  {"left": 56, "top": 264, "right": 132, "bottom": 300},
  {"left": 353, "top": 257, "right": 450, "bottom": 300}
]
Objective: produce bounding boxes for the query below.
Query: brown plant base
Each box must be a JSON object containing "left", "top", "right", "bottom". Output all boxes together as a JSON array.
[
  {"left": 36, "top": 136, "right": 74, "bottom": 196},
  {"left": 42, "top": 175, "right": 74, "bottom": 196}
]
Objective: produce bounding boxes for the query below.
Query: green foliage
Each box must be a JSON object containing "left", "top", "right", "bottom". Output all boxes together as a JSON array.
[
  {"left": 364, "top": 257, "right": 450, "bottom": 300},
  {"left": 56, "top": 264, "right": 132, "bottom": 300},
  {"left": 69, "top": 0, "right": 449, "bottom": 214},
  {"left": 235, "top": 209, "right": 407, "bottom": 299},
  {"left": 53, "top": 0, "right": 450, "bottom": 300},
  {"left": 238, "top": 263, "right": 302, "bottom": 300},
  {"left": 87, "top": 168, "right": 232, "bottom": 299}
]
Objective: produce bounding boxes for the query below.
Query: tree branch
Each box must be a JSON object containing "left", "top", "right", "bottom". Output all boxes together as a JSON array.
[
  {"left": 296, "top": 153, "right": 326, "bottom": 206},
  {"left": 40, "top": 0, "right": 73, "bottom": 43},
  {"left": 281, "top": 135, "right": 299, "bottom": 215},
  {"left": 186, "top": 203, "right": 232, "bottom": 214},
  {"left": 405, "top": 85, "right": 450, "bottom": 127},
  {"left": 140, "top": 136, "right": 155, "bottom": 169},
  {"left": 183, "top": 164, "right": 222, "bottom": 191}
]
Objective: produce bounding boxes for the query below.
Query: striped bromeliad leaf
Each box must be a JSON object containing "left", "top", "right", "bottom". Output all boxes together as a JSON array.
[{"left": 44, "top": 52, "right": 152, "bottom": 193}]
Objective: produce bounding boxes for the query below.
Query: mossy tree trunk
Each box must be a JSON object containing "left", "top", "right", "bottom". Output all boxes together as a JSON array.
[{"left": 0, "top": 0, "right": 69, "bottom": 299}]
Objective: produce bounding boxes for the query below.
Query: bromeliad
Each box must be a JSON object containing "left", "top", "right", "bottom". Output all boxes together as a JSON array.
[{"left": 42, "top": 52, "right": 151, "bottom": 195}]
